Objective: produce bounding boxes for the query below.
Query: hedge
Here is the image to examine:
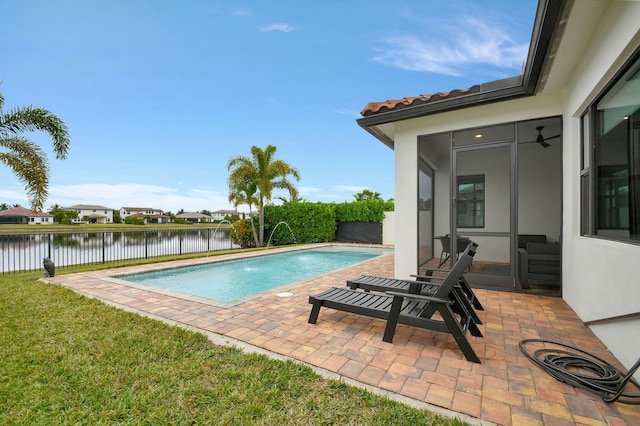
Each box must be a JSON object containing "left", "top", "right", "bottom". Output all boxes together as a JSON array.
[{"left": 262, "top": 200, "right": 393, "bottom": 246}]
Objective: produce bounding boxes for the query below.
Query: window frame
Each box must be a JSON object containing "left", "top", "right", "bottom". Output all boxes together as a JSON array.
[
  {"left": 456, "top": 174, "right": 485, "bottom": 228},
  {"left": 580, "top": 49, "right": 640, "bottom": 243}
]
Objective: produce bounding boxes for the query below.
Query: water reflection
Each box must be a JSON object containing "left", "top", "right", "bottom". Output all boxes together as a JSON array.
[{"left": 0, "top": 228, "right": 236, "bottom": 273}]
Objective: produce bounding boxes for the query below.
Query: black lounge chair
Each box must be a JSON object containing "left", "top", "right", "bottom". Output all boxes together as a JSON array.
[
  {"left": 308, "top": 250, "right": 482, "bottom": 363},
  {"left": 346, "top": 243, "right": 484, "bottom": 324},
  {"left": 412, "top": 271, "right": 484, "bottom": 311},
  {"left": 346, "top": 273, "right": 483, "bottom": 326}
]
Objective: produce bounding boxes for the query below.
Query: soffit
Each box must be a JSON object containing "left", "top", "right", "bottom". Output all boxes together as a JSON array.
[{"left": 537, "top": 0, "right": 609, "bottom": 93}]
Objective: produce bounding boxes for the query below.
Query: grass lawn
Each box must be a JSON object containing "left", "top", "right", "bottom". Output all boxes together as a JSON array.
[{"left": 1, "top": 271, "right": 469, "bottom": 425}]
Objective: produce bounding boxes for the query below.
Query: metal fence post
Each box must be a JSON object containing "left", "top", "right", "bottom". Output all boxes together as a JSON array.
[{"left": 102, "top": 232, "right": 106, "bottom": 263}]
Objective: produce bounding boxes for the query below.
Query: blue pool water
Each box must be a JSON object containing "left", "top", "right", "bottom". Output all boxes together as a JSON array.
[{"left": 120, "top": 245, "right": 392, "bottom": 302}]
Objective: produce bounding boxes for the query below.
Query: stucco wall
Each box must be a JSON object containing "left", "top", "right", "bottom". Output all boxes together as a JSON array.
[
  {"left": 559, "top": 0, "right": 640, "bottom": 376},
  {"left": 394, "top": 128, "right": 419, "bottom": 279},
  {"left": 386, "top": 0, "right": 640, "bottom": 377},
  {"left": 382, "top": 211, "right": 395, "bottom": 246}
]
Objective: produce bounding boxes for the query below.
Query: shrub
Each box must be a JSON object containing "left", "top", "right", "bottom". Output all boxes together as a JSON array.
[
  {"left": 262, "top": 200, "right": 394, "bottom": 246},
  {"left": 124, "top": 217, "right": 146, "bottom": 225},
  {"left": 334, "top": 199, "right": 392, "bottom": 223},
  {"left": 263, "top": 202, "right": 336, "bottom": 245},
  {"left": 230, "top": 219, "right": 256, "bottom": 248}
]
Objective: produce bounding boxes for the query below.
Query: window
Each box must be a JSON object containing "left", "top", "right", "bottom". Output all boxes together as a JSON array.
[
  {"left": 582, "top": 52, "right": 640, "bottom": 242},
  {"left": 457, "top": 175, "right": 485, "bottom": 228}
]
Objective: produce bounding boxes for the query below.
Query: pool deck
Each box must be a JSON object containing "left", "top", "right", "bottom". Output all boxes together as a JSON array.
[{"left": 44, "top": 244, "right": 640, "bottom": 425}]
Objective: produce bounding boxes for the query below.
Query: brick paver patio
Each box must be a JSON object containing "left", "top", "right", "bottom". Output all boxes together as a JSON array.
[{"left": 44, "top": 245, "right": 640, "bottom": 425}]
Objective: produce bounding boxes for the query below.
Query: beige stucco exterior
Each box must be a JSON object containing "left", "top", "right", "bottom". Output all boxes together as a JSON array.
[{"left": 364, "top": 0, "right": 640, "bottom": 375}]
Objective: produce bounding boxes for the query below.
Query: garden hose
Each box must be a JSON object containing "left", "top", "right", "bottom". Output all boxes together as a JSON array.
[{"left": 519, "top": 339, "right": 640, "bottom": 404}]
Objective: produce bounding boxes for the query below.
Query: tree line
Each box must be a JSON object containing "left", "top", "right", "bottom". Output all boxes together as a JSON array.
[{"left": 1, "top": 89, "right": 392, "bottom": 244}]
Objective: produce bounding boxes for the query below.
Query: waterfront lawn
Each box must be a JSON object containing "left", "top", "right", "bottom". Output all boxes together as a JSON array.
[{"left": 1, "top": 272, "right": 468, "bottom": 425}]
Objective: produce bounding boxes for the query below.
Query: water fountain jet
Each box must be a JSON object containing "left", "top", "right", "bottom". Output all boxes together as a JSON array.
[{"left": 266, "top": 221, "right": 297, "bottom": 248}]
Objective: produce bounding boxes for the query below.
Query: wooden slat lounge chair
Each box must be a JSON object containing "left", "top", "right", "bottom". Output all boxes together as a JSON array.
[
  {"left": 412, "top": 269, "right": 484, "bottom": 311},
  {"left": 346, "top": 273, "right": 483, "bottom": 326},
  {"left": 414, "top": 241, "right": 483, "bottom": 311},
  {"left": 346, "top": 243, "right": 484, "bottom": 324},
  {"left": 308, "top": 250, "right": 482, "bottom": 363}
]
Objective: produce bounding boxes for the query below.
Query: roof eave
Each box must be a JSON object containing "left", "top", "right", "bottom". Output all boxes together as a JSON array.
[
  {"left": 357, "top": 76, "right": 525, "bottom": 129},
  {"left": 357, "top": 0, "right": 565, "bottom": 142}
]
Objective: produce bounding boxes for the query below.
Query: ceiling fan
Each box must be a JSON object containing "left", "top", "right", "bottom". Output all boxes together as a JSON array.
[{"left": 523, "top": 126, "right": 560, "bottom": 148}]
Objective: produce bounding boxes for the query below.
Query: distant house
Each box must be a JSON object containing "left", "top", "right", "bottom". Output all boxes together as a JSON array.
[
  {"left": 119, "top": 207, "right": 169, "bottom": 224},
  {"left": 175, "top": 212, "right": 213, "bottom": 223},
  {"left": 0, "top": 207, "right": 54, "bottom": 225},
  {"left": 210, "top": 209, "right": 240, "bottom": 221},
  {"left": 65, "top": 204, "right": 114, "bottom": 224}
]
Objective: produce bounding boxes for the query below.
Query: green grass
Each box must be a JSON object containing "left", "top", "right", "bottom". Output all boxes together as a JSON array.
[{"left": 1, "top": 272, "right": 469, "bottom": 425}]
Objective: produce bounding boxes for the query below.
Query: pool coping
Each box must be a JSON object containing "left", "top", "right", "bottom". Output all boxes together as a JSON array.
[{"left": 78, "top": 243, "right": 394, "bottom": 309}]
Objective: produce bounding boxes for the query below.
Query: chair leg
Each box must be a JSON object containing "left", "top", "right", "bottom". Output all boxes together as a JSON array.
[
  {"left": 438, "top": 251, "right": 450, "bottom": 268},
  {"left": 308, "top": 301, "right": 322, "bottom": 324},
  {"left": 452, "top": 288, "right": 482, "bottom": 325},
  {"left": 437, "top": 305, "right": 481, "bottom": 363},
  {"left": 382, "top": 295, "right": 403, "bottom": 343}
]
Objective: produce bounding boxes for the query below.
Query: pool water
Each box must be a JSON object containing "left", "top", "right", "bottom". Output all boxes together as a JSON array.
[{"left": 120, "top": 246, "right": 392, "bottom": 302}]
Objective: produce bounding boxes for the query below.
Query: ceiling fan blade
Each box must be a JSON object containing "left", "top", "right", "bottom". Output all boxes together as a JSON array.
[
  {"left": 520, "top": 139, "right": 551, "bottom": 147},
  {"left": 545, "top": 134, "right": 561, "bottom": 140}
]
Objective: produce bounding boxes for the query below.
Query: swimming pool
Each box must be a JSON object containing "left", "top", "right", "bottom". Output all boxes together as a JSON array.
[{"left": 119, "top": 245, "right": 392, "bottom": 302}]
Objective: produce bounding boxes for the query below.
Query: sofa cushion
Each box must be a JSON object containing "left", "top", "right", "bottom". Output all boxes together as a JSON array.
[
  {"left": 518, "top": 234, "right": 547, "bottom": 249},
  {"left": 526, "top": 242, "right": 560, "bottom": 255},
  {"left": 524, "top": 242, "right": 561, "bottom": 278}
]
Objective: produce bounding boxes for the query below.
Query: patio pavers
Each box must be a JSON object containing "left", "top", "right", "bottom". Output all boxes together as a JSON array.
[{"left": 45, "top": 246, "right": 640, "bottom": 425}]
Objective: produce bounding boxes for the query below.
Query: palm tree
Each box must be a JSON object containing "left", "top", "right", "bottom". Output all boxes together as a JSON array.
[
  {"left": 276, "top": 187, "right": 305, "bottom": 204},
  {"left": 227, "top": 145, "right": 300, "bottom": 246},
  {"left": 354, "top": 189, "right": 382, "bottom": 201},
  {"left": 0, "top": 91, "right": 70, "bottom": 211}
]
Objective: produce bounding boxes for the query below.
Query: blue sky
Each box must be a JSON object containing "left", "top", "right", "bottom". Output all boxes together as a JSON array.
[{"left": 0, "top": 0, "right": 537, "bottom": 213}]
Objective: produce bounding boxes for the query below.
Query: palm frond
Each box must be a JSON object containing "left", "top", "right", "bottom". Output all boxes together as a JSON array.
[
  {"left": 0, "top": 136, "right": 49, "bottom": 211},
  {"left": 0, "top": 106, "right": 70, "bottom": 159}
]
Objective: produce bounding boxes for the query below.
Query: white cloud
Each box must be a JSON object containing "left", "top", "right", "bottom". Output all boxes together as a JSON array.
[
  {"left": 0, "top": 187, "right": 30, "bottom": 206},
  {"left": 261, "top": 23, "right": 294, "bottom": 33},
  {"left": 45, "top": 183, "right": 235, "bottom": 213},
  {"left": 297, "top": 186, "right": 374, "bottom": 202},
  {"left": 333, "top": 108, "right": 361, "bottom": 118},
  {"left": 229, "top": 8, "right": 251, "bottom": 18},
  {"left": 2, "top": 182, "right": 377, "bottom": 212},
  {"left": 371, "top": 16, "right": 528, "bottom": 76},
  {"left": 298, "top": 186, "right": 323, "bottom": 197},
  {"left": 334, "top": 185, "right": 369, "bottom": 194}
]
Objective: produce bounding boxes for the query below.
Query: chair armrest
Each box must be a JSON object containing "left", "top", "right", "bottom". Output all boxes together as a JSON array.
[
  {"left": 413, "top": 275, "right": 445, "bottom": 281},
  {"left": 412, "top": 269, "right": 451, "bottom": 275},
  {"left": 385, "top": 291, "right": 454, "bottom": 305},
  {"left": 402, "top": 278, "right": 444, "bottom": 286},
  {"left": 412, "top": 272, "right": 448, "bottom": 278}
]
